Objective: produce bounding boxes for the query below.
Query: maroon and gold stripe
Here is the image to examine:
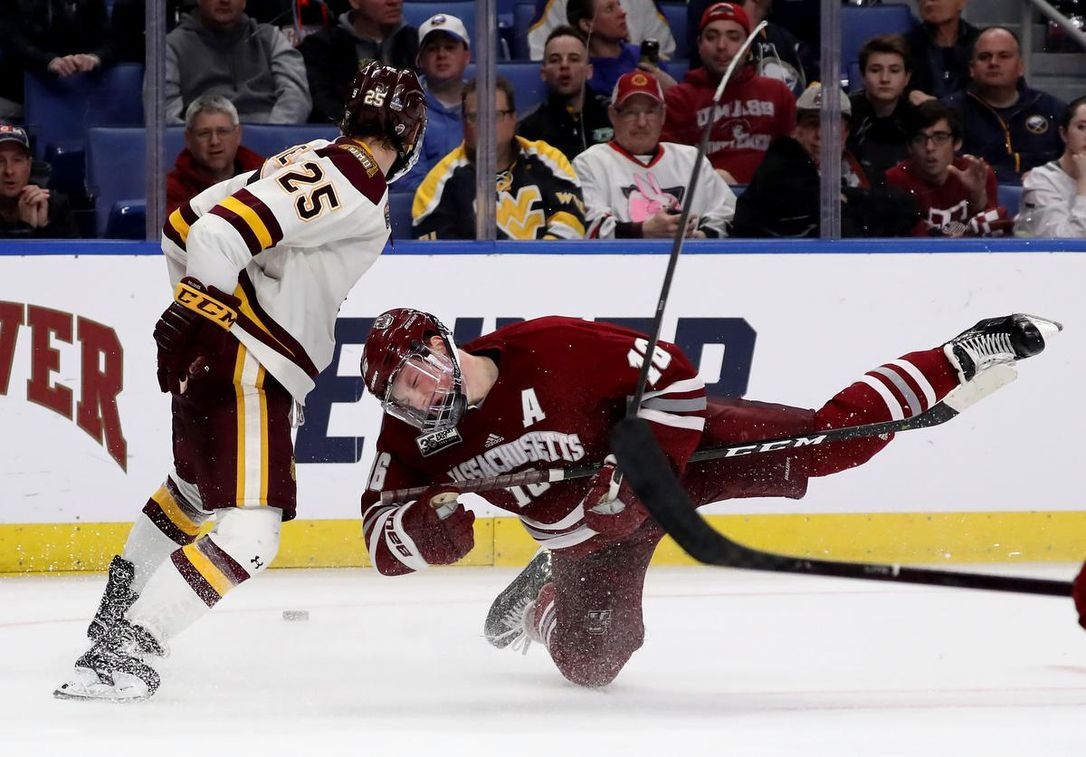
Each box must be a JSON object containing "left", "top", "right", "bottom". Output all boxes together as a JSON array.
[
  {"left": 171, "top": 536, "right": 252, "bottom": 608},
  {"left": 163, "top": 202, "right": 199, "bottom": 250},
  {"left": 318, "top": 143, "right": 388, "bottom": 206},
  {"left": 209, "top": 188, "right": 284, "bottom": 256},
  {"left": 234, "top": 272, "right": 320, "bottom": 379},
  {"left": 141, "top": 484, "right": 204, "bottom": 545}
]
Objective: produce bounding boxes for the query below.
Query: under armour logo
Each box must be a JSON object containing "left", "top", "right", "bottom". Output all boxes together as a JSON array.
[{"left": 250, "top": 556, "right": 264, "bottom": 570}]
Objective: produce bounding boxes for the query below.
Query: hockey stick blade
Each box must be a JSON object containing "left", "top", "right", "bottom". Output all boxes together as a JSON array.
[{"left": 611, "top": 416, "right": 1071, "bottom": 597}]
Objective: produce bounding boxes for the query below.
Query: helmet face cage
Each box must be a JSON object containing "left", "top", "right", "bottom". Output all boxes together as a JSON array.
[
  {"left": 361, "top": 309, "right": 466, "bottom": 432},
  {"left": 382, "top": 345, "right": 466, "bottom": 432},
  {"left": 340, "top": 63, "right": 428, "bottom": 184}
]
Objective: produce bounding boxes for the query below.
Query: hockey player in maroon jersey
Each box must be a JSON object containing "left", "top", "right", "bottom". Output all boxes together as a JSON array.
[
  {"left": 54, "top": 62, "right": 428, "bottom": 703},
  {"left": 885, "top": 100, "right": 1011, "bottom": 237},
  {"left": 359, "top": 308, "right": 1060, "bottom": 688}
]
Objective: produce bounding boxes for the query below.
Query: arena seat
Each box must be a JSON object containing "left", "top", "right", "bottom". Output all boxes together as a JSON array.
[
  {"left": 22, "top": 64, "right": 144, "bottom": 160},
  {"left": 497, "top": 62, "right": 547, "bottom": 115},
  {"left": 998, "top": 183, "right": 1023, "bottom": 218},
  {"left": 841, "top": 4, "right": 917, "bottom": 88},
  {"left": 387, "top": 191, "right": 416, "bottom": 240},
  {"left": 104, "top": 199, "right": 147, "bottom": 240},
  {"left": 659, "top": 2, "right": 687, "bottom": 61},
  {"left": 513, "top": 2, "right": 537, "bottom": 60}
]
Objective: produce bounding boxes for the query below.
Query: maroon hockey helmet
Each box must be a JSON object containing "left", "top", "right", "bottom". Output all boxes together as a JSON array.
[
  {"left": 340, "top": 61, "right": 428, "bottom": 184},
  {"left": 361, "top": 309, "right": 466, "bottom": 432}
]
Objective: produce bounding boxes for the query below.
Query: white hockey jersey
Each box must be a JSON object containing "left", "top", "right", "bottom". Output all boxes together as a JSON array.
[
  {"left": 573, "top": 140, "right": 737, "bottom": 239},
  {"left": 161, "top": 137, "right": 390, "bottom": 403}
]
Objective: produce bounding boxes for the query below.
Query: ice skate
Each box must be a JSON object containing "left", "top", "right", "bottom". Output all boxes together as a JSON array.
[
  {"left": 54, "top": 618, "right": 165, "bottom": 703},
  {"left": 944, "top": 314, "right": 1061, "bottom": 383},
  {"left": 87, "top": 555, "right": 139, "bottom": 642},
  {"left": 484, "top": 550, "right": 552, "bottom": 650}
]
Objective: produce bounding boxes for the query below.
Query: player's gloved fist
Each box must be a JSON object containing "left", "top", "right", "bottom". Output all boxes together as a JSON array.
[
  {"left": 581, "top": 455, "right": 647, "bottom": 540},
  {"left": 401, "top": 485, "right": 475, "bottom": 565},
  {"left": 1072, "top": 562, "right": 1086, "bottom": 630},
  {"left": 153, "top": 276, "right": 240, "bottom": 394}
]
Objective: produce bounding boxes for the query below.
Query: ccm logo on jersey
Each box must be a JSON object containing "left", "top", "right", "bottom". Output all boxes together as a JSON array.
[
  {"left": 724, "top": 435, "right": 827, "bottom": 457},
  {"left": 416, "top": 427, "right": 462, "bottom": 456}
]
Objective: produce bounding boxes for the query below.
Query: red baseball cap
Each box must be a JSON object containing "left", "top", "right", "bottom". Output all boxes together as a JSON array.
[
  {"left": 611, "top": 71, "right": 664, "bottom": 107},
  {"left": 699, "top": 2, "right": 751, "bottom": 35}
]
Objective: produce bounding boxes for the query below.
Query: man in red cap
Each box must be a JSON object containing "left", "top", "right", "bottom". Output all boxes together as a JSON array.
[
  {"left": 660, "top": 1, "right": 796, "bottom": 185},
  {"left": 574, "top": 70, "right": 737, "bottom": 238}
]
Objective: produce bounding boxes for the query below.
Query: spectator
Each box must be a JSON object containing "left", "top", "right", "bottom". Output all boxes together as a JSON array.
[
  {"left": 164, "top": 0, "right": 312, "bottom": 125},
  {"left": 905, "top": 0, "right": 978, "bottom": 103},
  {"left": 0, "top": 123, "right": 79, "bottom": 238},
  {"left": 885, "top": 100, "right": 1008, "bottom": 237},
  {"left": 732, "top": 82, "right": 918, "bottom": 237},
  {"left": 847, "top": 34, "right": 918, "bottom": 186},
  {"left": 528, "top": 0, "right": 676, "bottom": 62},
  {"left": 1015, "top": 96, "right": 1086, "bottom": 238},
  {"left": 0, "top": 0, "right": 116, "bottom": 117},
  {"left": 412, "top": 76, "right": 586, "bottom": 240},
  {"left": 943, "top": 26, "right": 1065, "bottom": 184},
  {"left": 685, "top": 0, "right": 819, "bottom": 96},
  {"left": 166, "top": 95, "right": 265, "bottom": 215},
  {"left": 574, "top": 70, "right": 736, "bottom": 238},
  {"left": 395, "top": 13, "right": 472, "bottom": 193},
  {"left": 661, "top": 2, "right": 795, "bottom": 185},
  {"left": 567, "top": 0, "right": 677, "bottom": 97},
  {"left": 299, "top": 0, "right": 418, "bottom": 125},
  {"left": 518, "top": 26, "right": 614, "bottom": 163}
]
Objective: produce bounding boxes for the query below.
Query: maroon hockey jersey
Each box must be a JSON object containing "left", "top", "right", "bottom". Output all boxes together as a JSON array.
[
  {"left": 361, "top": 318, "right": 706, "bottom": 571},
  {"left": 661, "top": 66, "right": 797, "bottom": 184}
]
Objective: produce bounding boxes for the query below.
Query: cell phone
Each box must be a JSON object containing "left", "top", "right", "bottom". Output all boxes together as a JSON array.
[{"left": 639, "top": 39, "right": 660, "bottom": 66}]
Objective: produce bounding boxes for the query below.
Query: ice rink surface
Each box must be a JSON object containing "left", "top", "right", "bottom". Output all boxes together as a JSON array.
[{"left": 3, "top": 564, "right": 1084, "bottom": 756}]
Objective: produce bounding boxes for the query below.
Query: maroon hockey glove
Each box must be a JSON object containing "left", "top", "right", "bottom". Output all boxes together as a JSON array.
[
  {"left": 581, "top": 455, "right": 648, "bottom": 540},
  {"left": 153, "top": 277, "right": 240, "bottom": 394},
  {"left": 1072, "top": 562, "right": 1086, "bottom": 630},
  {"left": 401, "top": 486, "right": 476, "bottom": 565}
]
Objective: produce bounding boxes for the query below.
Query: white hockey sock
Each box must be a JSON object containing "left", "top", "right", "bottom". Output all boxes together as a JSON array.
[{"left": 122, "top": 514, "right": 185, "bottom": 595}]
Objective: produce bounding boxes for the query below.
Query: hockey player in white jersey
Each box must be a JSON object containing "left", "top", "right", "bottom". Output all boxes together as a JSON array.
[
  {"left": 54, "top": 61, "right": 427, "bottom": 703},
  {"left": 574, "top": 70, "right": 737, "bottom": 239}
]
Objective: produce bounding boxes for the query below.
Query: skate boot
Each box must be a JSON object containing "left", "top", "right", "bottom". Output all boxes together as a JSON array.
[
  {"left": 54, "top": 618, "right": 165, "bottom": 702},
  {"left": 87, "top": 555, "right": 139, "bottom": 642},
  {"left": 944, "top": 314, "right": 1061, "bottom": 383},
  {"left": 484, "top": 550, "right": 552, "bottom": 649}
]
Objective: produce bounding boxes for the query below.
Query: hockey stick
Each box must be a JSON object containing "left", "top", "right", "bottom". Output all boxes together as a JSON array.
[
  {"left": 611, "top": 412, "right": 1072, "bottom": 597},
  {"left": 380, "top": 363, "right": 1011, "bottom": 505}
]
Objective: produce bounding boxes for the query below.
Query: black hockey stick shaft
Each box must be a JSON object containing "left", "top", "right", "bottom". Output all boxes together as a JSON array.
[{"left": 611, "top": 415, "right": 1071, "bottom": 597}]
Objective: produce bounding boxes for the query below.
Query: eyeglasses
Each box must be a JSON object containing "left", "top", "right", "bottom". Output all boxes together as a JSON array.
[
  {"left": 464, "top": 110, "right": 515, "bottom": 124},
  {"left": 189, "top": 126, "right": 238, "bottom": 141},
  {"left": 910, "top": 131, "right": 954, "bottom": 146},
  {"left": 615, "top": 105, "right": 664, "bottom": 120}
]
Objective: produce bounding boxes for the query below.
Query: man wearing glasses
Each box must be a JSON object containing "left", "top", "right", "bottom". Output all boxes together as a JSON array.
[
  {"left": 166, "top": 95, "right": 265, "bottom": 215},
  {"left": 574, "top": 70, "right": 736, "bottom": 238},
  {"left": 412, "top": 76, "right": 586, "bottom": 240},
  {"left": 885, "top": 100, "right": 1010, "bottom": 237}
]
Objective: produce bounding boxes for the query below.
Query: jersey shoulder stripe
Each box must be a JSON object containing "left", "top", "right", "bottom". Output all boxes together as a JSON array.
[
  {"left": 208, "top": 186, "right": 282, "bottom": 256},
  {"left": 163, "top": 201, "right": 199, "bottom": 250},
  {"left": 236, "top": 272, "right": 319, "bottom": 379},
  {"left": 315, "top": 141, "right": 387, "bottom": 207}
]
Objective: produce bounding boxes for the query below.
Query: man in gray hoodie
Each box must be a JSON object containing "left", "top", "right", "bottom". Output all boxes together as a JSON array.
[{"left": 164, "top": 0, "right": 312, "bottom": 125}]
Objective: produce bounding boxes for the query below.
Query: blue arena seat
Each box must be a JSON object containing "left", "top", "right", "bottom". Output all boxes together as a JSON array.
[
  {"left": 497, "top": 61, "right": 547, "bottom": 115},
  {"left": 659, "top": 2, "right": 687, "bottom": 61},
  {"left": 105, "top": 199, "right": 147, "bottom": 240},
  {"left": 233, "top": 124, "right": 339, "bottom": 159},
  {"left": 998, "top": 183, "right": 1023, "bottom": 218},
  {"left": 841, "top": 4, "right": 917, "bottom": 87},
  {"left": 513, "top": 2, "right": 536, "bottom": 60},
  {"left": 22, "top": 64, "right": 144, "bottom": 160},
  {"left": 387, "top": 191, "right": 416, "bottom": 240}
]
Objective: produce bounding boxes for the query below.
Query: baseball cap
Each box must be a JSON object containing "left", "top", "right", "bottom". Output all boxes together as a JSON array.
[
  {"left": 611, "top": 71, "right": 664, "bottom": 107},
  {"left": 0, "top": 123, "right": 30, "bottom": 153},
  {"left": 418, "top": 14, "right": 470, "bottom": 48},
  {"left": 795, "top": 82, "right": 852, "bottom": 118},
  {"left": 699, "top": 2, "right": 751, "bottom": 35}
]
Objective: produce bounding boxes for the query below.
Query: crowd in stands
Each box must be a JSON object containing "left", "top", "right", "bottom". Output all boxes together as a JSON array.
[{"left": 0, "top": 0, "right": 1084, "bottom": 240}]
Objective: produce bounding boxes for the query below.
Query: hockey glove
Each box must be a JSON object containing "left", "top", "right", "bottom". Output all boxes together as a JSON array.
[
  {"left": 581, "top": 455, "right": 647, "bottom": 540},
  {"left": 153, "top": 277, "right": 240, "bottom": 394},
  {"left": 1072, "top": 562, "right": 1086, "bottom": 630},
  {"left": 400, "top": 485, "right": 476, "bottom": 565}
]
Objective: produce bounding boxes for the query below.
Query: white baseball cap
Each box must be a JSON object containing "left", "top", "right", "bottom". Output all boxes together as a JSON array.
[{"left": 418, "top": 14, "right": 470, "bottom": 48}]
